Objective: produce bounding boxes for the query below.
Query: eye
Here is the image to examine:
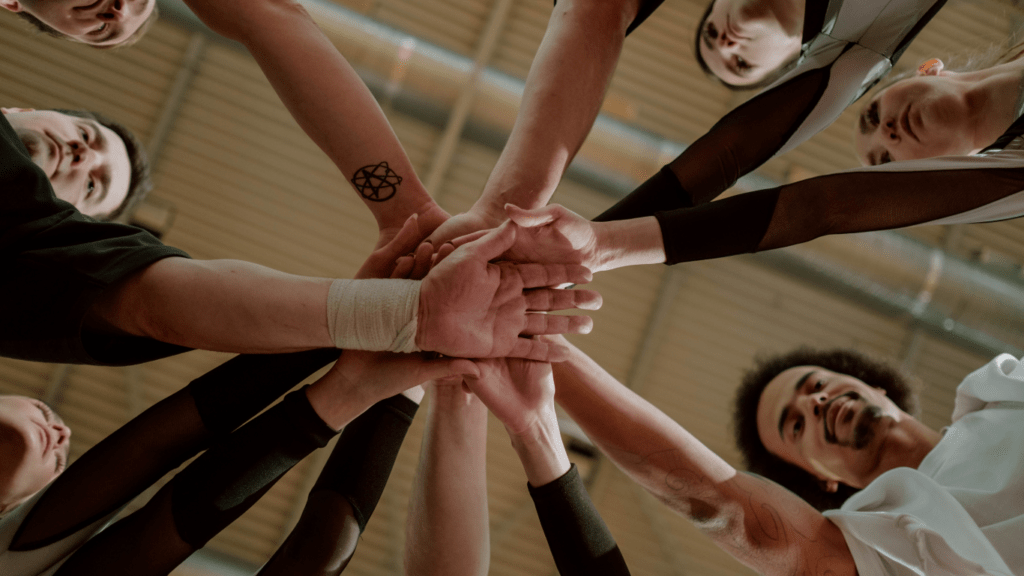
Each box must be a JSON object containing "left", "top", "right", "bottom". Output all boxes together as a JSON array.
[
  {"left": 79, "top": 127, "right": 90, "bottom": 144},
  {"left": 793, "top": 416, "right": 804, "bottom": 437},
  {"left": 865, "top": 101, "right": 880, "bottom": 129},
  {"left": 813, "top": 380, "right": 823, "bottom": 391},
  {"left": 86, "top": 177, "right": 96, "bottom": 198}
]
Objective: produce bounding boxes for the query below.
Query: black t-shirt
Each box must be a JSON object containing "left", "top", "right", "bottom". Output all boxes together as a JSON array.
[{"left": 0, "top": 114, "right": 189, "bottom": 365}]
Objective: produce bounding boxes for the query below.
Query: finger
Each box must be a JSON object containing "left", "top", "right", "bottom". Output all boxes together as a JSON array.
[
  {"left": 507, "top": 337, "right": 570, "bottom": 362},
  {"left": 418, "top": 358, "right": 480, "bottom": 382},
  {"left": 514, "top": 263, "right": 593, "bottom": 288},
  {"left": 448, "top": 229, "right": 490, "bottom": 250},
  {"left": 504, "top": 203, "right": 560, "bottom": 227},
  {"left": 525, "top": 288, "right": 603, "bottom": 312},
  {"left": 379, "top": 213, "right": 422, "bottom": 258},
  {"left": 390, "top": 255, "right": 415, "bottom": 279},
  {"left": 460, "top": 220, "right": 516, "bottom": 262},
  {"left": 431, "top": 242, "right": 457, "bottom": 268},
  {"left": 522, "top": 313, "right": 593, "bottom": 336},
  {"left": 410, "top": 241, "right": 434, "bottom": 280}
]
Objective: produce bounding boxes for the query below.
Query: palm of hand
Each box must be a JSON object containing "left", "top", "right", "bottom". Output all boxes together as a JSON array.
[
  {"left": 418, "top": 258, "right": 527, "bottom": 357},
  {"left": 472, "top": 358, "right": 554, "bottom": 434}
]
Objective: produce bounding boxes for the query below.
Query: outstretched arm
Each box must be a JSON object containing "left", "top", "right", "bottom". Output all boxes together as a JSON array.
[
  {"left": 426, "top": 0, "right": 643, "bottom": 244},
  {"left": 466, "top": 357, "right": 630, "bottom": 575},
  {"left": 87, "top": 218, "right": 601, "bottom": 359},
  {"left": 181, "top": 0, "right": 444, "bottom": 235},
  {"left": 550, "top": 338, "right": 856, "bottom": 576},
  {"left": 404, "top": 383, "right": 491, "bottom": 576}
]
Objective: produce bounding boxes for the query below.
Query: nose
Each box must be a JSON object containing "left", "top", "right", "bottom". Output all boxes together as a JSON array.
[
  {"left": 808, "top": 392, "right": 828, "bottom": 417},
  {"left": 99, "top": 0, "right": 125, "bottom": 21},
  {"left": 67, "top": 141, "right": 96, "bottom": 168},
  {"left": 717, "top": 30, "right": 737, "bottom": 49},
  {"left": 50, "top": 421, "right": 71, "bottom": 449}
]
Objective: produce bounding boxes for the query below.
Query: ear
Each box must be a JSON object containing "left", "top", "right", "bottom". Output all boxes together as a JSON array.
[
  {"left": 916, "top": 58, "right": 944, "bottom": 76},
  {"left": 0, "top": 0, "right": 22, "bottom": 12},
  {"left": 0, "top": 107, "right": 34, "bottom": 115}
]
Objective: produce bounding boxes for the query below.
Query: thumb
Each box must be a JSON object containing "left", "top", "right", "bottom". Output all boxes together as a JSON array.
[
  {"left": 463, "top": 219, "right": 516, "bottom": 261},
  {"left": 419, "top": 358, "right": 480, "bottom": 382},
  {"left": 505, "top": 203, "right": 559, "bottom": 227}
]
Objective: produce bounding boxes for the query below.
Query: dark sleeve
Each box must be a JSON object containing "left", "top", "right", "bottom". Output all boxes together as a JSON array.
[
  {"left": 258, "top": 393, "right": 419, "bottom": 576},
  {"left": 10, "top": 350, "right": 338, "bottom": 552},
  {"left": 596, "top": 66, "right": 832, "bottom": 223},
  {"left": 52, "top": 388, "right": 336, "bottom": 576},
  {"left": 653, "top": 155, "right": 1024, "bottom": 264},
  {"left": 0, "top": 115, "right": 190, "bottom": 365},
  {"left": 528, "top": 465, "right": 631, "bottom": 576}
]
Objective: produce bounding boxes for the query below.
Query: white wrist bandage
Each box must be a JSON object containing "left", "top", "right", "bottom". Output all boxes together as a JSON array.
[{"left": 326, "top": 279, "right": 421, "bottom": 353}]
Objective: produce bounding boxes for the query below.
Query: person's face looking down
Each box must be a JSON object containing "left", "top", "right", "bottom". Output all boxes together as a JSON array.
[
  {"left": 0, "top": 395, "right": 71, "bottom": 512},
  {"left": 698, "top": 0, "right": 803, "bottom": 86},
  {"left": 755, "top": 366, "right": 905, "bottom": 491},
  {"left": 855, "top": 59, "right": 980, "bottom": 165},
  {"left": 3, "top": 108, "right": 130, "bottom": 218},
  {"left": 0, "top": 0, "right": 155, "bottom": 46}
]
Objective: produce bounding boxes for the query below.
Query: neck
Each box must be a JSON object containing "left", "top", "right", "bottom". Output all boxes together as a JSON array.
[
  {"left": 860, "top": 417, "right": 941, "bottom": 487},
  {"left": 959, "top": 58, "right": 1024, "bottom": 149}
]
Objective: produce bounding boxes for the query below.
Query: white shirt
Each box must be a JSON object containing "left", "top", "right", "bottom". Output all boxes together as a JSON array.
[{"left": 824, "top": 354, "right": 1024, "bottom": 576}]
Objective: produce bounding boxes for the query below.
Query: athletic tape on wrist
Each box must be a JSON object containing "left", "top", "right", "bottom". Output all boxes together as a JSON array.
[{"left": 326, "top": 279, "right": 421, "bottom": 353}]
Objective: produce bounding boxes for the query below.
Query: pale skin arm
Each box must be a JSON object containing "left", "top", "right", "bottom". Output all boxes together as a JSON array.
[
  {"left": 550, "top": 338, "right": 856, "bottom": 576},
  {"left": 427, "top": 0, "right": 642, "bottom": 243},
  {"left": 180, "top": 0, "right": 445, "bottom": 236},
  {"left": 405, "top": 383, "right": 490, "bottom": 576}
]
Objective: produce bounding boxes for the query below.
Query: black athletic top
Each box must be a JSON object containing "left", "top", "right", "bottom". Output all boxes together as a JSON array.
[{"left": 0, "top": 114, "right": 188, "bottom": 365}]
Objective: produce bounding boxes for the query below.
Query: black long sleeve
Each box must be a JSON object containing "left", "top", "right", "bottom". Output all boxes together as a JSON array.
[
  {"left": 529, "top": 465, "right": 631, "bottom": 576},
  {"left": 9, "top": 349, "right": 338, "bottom": 552},
  {"left": 52, "top": 388, "right": 337, "bottom": 576}
]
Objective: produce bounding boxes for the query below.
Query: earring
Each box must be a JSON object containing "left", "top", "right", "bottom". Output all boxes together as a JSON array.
[{"left": 918, "top": 58, "right": 943, "bottom": 75}]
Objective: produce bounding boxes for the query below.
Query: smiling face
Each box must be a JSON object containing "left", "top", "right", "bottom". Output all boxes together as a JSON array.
[
  {"left": 854, "top": 68, "right": 978, "bottom": 166},
  {"left": 3, "top": 108, "right": 130, "bottom": 218},
  {"left": 0, "top": 395, "right": 70, "bottom": 512},
  {"left": 697, "top": 0, "right": 803, "bottom": 86},
  {"left": 1, "top": 0, "right": 155, "bottom": 46},
  {"left": 755, "top": 366, "right": 906, "bottom": 490}
]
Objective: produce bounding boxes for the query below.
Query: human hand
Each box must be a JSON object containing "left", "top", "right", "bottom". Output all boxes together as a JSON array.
[
  {"left": 357, "top": 213, "right": 437, "bottom": 280},
  {"left": 465, "top": 357, "right": 555, "bottom": 435},
  {"left": 423, "top": 209, "right": 502, "bottom": 247},
  {"left": 307, "top": 349, "right": 478, "bottom": 430},
  {"left": 502, "top": 204, "right": 602, "bottom": 271},
  {"left": 417, "top": 221, "right": 602, "bottom": 361}
]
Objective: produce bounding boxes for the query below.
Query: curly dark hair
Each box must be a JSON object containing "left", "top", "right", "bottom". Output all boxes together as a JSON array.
[
  {"left": 54, "top": 109, "right": 153, "bottom": 221},
  {"left": 15, "top": 3, "right": 158, "bottom": 50},
  {"left": 733, "top": 348, "right": 919, "bottom": 511},
  {"left": 693, "top": 0, "right": 799, "bottom": 91}
]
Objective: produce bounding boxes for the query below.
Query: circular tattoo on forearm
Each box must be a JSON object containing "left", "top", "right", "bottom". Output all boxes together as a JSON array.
[{"left": 352, "top": 161, "right": 403, "bottom": 202}]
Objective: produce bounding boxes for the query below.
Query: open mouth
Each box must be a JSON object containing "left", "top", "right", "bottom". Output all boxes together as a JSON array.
[{"left": 824, "top": 393, "right": 859, "bottom": 442}]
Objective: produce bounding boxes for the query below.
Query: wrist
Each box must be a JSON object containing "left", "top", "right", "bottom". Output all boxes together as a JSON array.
[
  {"left": 592, "top": 216, "right": 666, "bottom": 272},
  {"left": 508, "top": 411, "right": 571, "bottom": 487}
]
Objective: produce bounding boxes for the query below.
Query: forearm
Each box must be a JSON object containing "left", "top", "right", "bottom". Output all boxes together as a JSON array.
[
  {"left": 551, "top": 341, "right": 734, "bottom": 510},
  {"left": 591, "top": 216, "right": 665, "bottom": 271},
  {"left": 405, "top": 385, "right": 490, "bottom": 576},
  {"left": 88, "top": 257, "right": 333, "bottom": 353},
  {"left": 476, "top": 0, "right": 638, "bottom": 216},
  {"left": 184, "top": 0, "right": 435, "bottom": 230}
]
